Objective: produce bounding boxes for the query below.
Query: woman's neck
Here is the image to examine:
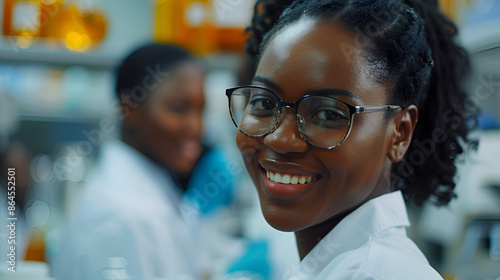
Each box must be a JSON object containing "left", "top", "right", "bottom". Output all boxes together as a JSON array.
[
  {"left": 295, "top": 170, "right": 393, "bottom": 260},
  {"left": 121, "top": 124, "right": 166, "bottom": 170},
  {"left": 121, "top": 125, "right": 148, "bottom": 158},
  {"left": 120, "top": 125, "right": 197, "bottom": 192},
  {"left": 294, "top": 211, "right": 351, "bottom": 260}
]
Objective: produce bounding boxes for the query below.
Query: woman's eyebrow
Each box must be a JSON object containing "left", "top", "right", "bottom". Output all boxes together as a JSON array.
[
  {"left": 306, "top": 88, "right": 359, "bottom": 101},
  {"left": 251, "top": 76, "right": 283, "bottom": 92},
  {"left": 251, "top": 75, "right": 359, "bottom": 101}
]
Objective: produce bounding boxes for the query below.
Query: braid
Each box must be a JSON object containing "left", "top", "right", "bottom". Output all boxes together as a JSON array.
[
  {"left": 394, "top": 0, "right": 477, "bottom": 205},
  {"left": 244, "top": 0, "right": 477, "bottom": 206},
  {"left": 245, "top": 0, "right": 295, "bottom": 60}
]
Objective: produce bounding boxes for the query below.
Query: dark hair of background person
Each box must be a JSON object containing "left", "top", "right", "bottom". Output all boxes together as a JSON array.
[
  {"left": 115, "top": 43, "right": 193, "bottom": 102},
  {"left": 244, "top": 0, "right": 478, "bottom": 206}
]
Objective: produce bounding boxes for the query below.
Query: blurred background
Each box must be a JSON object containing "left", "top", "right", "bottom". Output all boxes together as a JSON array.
[{"left": 0, "top": 0, "right": 499, "bottom": 279}]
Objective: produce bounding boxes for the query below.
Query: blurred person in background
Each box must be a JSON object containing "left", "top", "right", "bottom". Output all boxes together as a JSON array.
[
  {"left": 0, "top": 91, "right": 32, "bottom": 272},
  {"left": 52, "top": 43, "right": 242, "bottom": 280},
  {"left": 0, "top": 140, "right": 33, "bottom": 271},
  {"left": 227, "top": 0, "right": 478, "bottom": 279}
]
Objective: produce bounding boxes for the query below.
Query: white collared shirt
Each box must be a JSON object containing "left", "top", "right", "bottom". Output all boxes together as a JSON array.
[
  {"left": 53, "top": 140, "right": 202, "bottom": 280},
  {"left": 284, "top": 191, "right": 443, "bottom": 280}
]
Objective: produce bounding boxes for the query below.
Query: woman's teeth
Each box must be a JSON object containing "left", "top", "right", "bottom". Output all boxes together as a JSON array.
[{"left": 266, "top": 170, "right": 313, "bottom": 185}]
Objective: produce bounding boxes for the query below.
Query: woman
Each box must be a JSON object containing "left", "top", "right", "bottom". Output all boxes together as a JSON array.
[
  {"left": 54, "top": 43, "right": 235, "bottom": 280},
  {"left": 226, "top": 0, "right": 476, "bottom": 279}
]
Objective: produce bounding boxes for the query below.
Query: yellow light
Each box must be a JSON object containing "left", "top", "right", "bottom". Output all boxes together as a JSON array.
[
  {"left": 17, "top": 32, "right": 34, "bottom": 49},
  {"left": 64, "top": 31, "right": 91, "bottom": 52}
]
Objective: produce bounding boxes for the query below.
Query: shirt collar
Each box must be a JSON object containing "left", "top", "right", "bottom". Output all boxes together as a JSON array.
[{"left": 286, "top": 191, "right": 410, "bottom": 279}]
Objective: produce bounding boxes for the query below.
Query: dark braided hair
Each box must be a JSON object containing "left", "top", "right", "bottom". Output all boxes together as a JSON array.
[{"left": 245, "top": 0, "right": 477, "bottom": 206}]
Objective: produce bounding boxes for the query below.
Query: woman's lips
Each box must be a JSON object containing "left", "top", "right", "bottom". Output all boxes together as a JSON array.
[{"left": 261, "top": 168, "right": 319, "bottom": 199}]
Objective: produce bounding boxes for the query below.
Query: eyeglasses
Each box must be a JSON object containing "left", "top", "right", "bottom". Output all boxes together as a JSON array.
[{"left": 226, "top": 85, "right": 401, "bottom": 149}]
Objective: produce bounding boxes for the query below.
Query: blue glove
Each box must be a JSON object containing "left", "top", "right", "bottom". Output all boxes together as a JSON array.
[
  {"left": 226, "top": 239, "right": 272, "bottom": 280},
  {"left": 184, "top": 146, "right": 238, "bottom": 215}
]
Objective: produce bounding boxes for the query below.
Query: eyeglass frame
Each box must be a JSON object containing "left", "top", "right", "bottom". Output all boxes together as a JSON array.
[{"left": 226, "top": 85, "right": 401, "bottom": 149}]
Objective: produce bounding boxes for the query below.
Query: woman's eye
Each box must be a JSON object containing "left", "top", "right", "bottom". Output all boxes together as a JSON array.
[
  {"left": 166, "top": 103, "right": 188, "bottom": 114},
  {"left": 314, "top": 109, "right": 346, "bottom": 121},
  {"left": 249, "top": 97, "right": 276, "bottom": 111}
]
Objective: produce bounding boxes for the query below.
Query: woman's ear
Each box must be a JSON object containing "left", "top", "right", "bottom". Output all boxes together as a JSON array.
[
  {"left": 120, "top": 94, "right": 143, "bottom": 126},
  {"left": 387, "top": 105, "right": 418, "bottom": 163}
]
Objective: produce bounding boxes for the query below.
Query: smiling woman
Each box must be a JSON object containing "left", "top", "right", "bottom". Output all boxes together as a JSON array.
[
  {"left": 53, "top": 43, "right": 210, "bottom": 280},
  {"left": 228, "top": 0, "right": 477, "bottom": 279},
  {"left": 116, "top": 44, "right": 206, "bottom": 179}
]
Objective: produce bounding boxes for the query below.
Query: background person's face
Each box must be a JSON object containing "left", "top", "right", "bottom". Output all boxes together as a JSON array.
[
  {"left": 136, "top": 61, "right": 205, "bottom": 175},
  {"left": 236, "top": 18, "right": 395, "bottom": 232}
]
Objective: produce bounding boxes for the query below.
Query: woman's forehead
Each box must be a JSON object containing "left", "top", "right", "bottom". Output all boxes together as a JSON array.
[{"left": 256, "top": 17, "right": 390, "bottom": 105}]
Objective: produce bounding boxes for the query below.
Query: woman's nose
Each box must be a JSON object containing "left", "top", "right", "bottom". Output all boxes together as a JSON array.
[
  {"left": 184, "top": 112, "right": 203, "bottom": 138},
  {"left": 263, "top": 109, "right": 308, "bottom": 154}
]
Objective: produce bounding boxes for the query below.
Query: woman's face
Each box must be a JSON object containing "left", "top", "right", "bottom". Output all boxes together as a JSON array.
[
  {"left": 137, "top": 61, "right": 205, "bottom": 175},
  {"left": 236, "top": 18, "right": 395, "bottom": 232}
]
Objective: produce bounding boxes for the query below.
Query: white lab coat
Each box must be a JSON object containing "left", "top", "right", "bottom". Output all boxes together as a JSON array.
[
  {"left": 52, "top": 140, "right": 203, "bottom": 280},
  {"left": 283, "top": 191, "right": 443, "bottom": 280}
]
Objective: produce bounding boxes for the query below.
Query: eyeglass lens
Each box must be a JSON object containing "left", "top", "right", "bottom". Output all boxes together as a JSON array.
[{"left": 230, "top": 87, "right": 351, "bottom": 148}]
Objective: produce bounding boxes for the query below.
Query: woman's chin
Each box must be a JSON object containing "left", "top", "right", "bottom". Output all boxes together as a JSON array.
[
  {"left": 260, "top": 204, "right": 309, "bottom": 232},
  {"left": 172, "top": 162, "right": 197, "bottom": 175}
]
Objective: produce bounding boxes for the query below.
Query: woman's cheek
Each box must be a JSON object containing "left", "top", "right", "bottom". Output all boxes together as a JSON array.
[{"left": 236, "top": 132, "right": 262, "bottom": 163}]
